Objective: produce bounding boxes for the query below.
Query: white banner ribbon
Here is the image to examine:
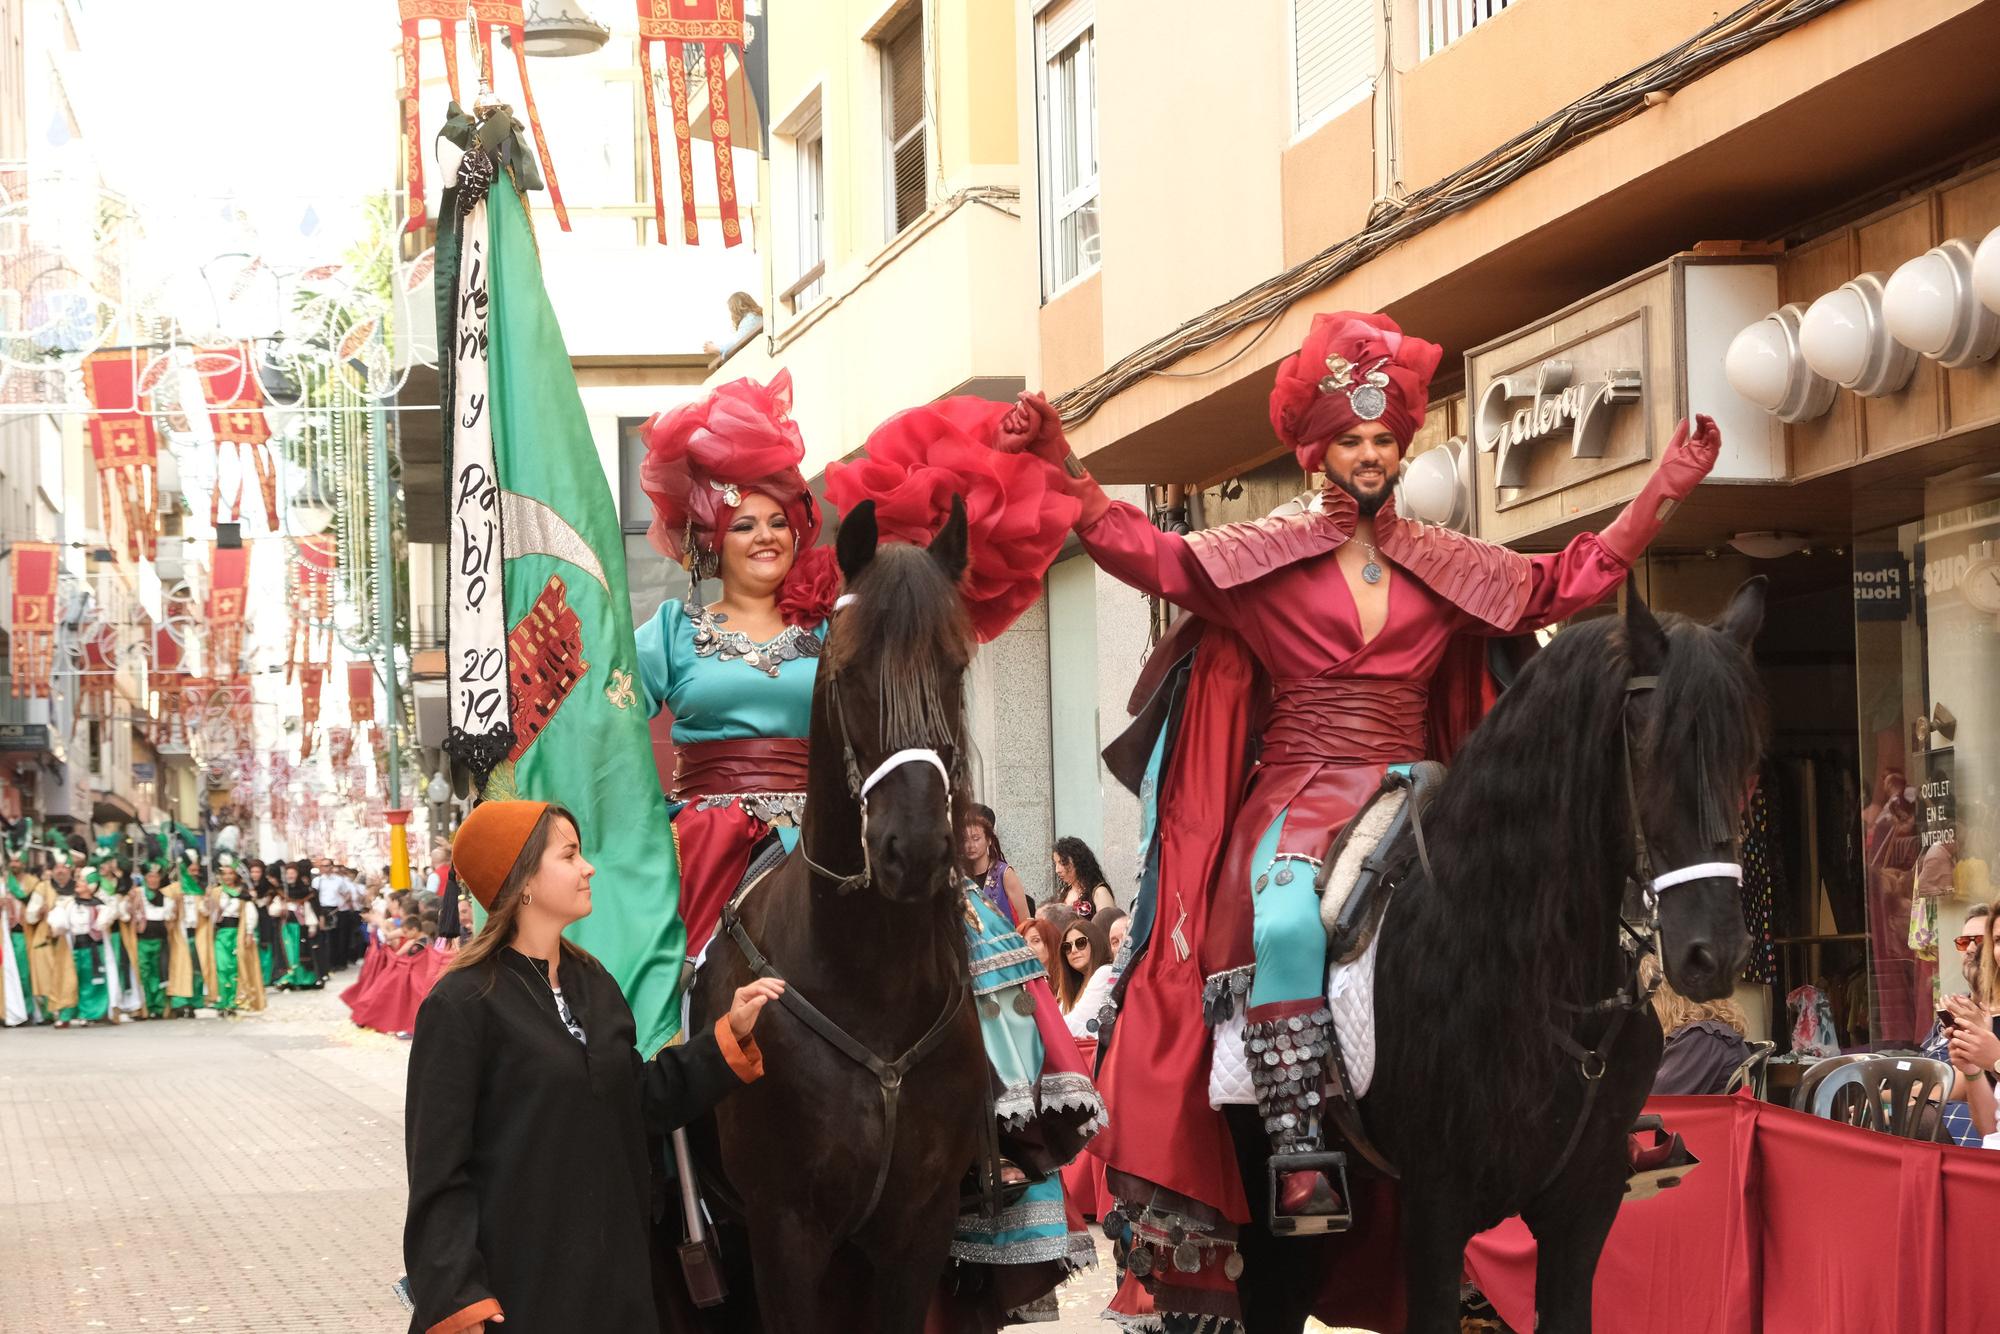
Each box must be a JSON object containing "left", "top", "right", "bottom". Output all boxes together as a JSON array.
[{"left": 445, "top": 196, "right": 512, "bottom": 778}]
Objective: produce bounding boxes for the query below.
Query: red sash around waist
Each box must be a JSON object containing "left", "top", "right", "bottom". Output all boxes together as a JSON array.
[
  {"left": 1260, "top": 677, "right": 1427, "bottom": 767},
  {"left": 672, "top": 737, "right": 810, "bottom": 800}
]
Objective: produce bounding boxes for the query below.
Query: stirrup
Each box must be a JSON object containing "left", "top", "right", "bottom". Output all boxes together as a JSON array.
[
  {"left": 1623, "top": 1114, "right": 1698, "bottom": 1202},
  {"left": 1266, "top": 1150, "right": 1352, "bottom": 1235}
]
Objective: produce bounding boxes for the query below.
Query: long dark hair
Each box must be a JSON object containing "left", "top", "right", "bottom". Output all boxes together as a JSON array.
[
  {"left": 448, "top": 805, "right": 594, "bottom": 979},
  {"left": 1376, "top": 602, "right": 1765, "bottom": 1196},
  {"left": 1054, "top": 915, "right": 1111, "bottom": 1012},
  {"left": 1053, "top": 836, "right": 1107, "bottom": 897}
]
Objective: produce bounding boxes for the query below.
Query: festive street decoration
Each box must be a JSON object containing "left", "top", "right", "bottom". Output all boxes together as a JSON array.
[
  {"left": 152, "top": 616, "right": 187, "bottom": 746},
  {"left": 287, "top": 535, "right": 337, "bottom": 681},
  {"left": 637, "top": 0, "right": 747, "bottom": 246},
  {"left": 80, "top": 351, "right": 159, "bottom": 561},
  {"left": 348, "top": 660, "right": 377, "bottom": 725},
  {"left": 8, "top": 542, "right": 57, "bottom": 700},
  {"left": 437, "top": 107, "right": 685, "bottom": 1051},
  {"left": 399, "top": 1, "right": 568, "bottom": 232},
  {"left": 205, "top": 545, "right": 250, "bottom": 678},
  {"left": 194, "top": 345, "right": 278, "bottom": 527}
]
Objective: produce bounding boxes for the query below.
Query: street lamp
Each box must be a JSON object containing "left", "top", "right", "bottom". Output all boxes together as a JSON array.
[{"left": 519, "top": 1, "right": 610, "bottom": 56}]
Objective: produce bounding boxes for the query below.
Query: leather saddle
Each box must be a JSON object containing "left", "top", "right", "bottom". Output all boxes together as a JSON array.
[{"left": 1317, "top": 760, "right": 1446, "bottom": 962}]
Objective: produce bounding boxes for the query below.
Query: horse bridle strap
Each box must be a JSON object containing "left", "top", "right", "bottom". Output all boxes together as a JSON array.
[
  {"left": 721, "top": 903, "right": 967, "bottom": 1226},
  {"left": 859, "top": 748, "right": 951, "bottom": 799}
]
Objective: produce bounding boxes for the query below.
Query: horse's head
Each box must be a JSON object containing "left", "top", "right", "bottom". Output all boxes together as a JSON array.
[
  {"left": 1624, "top": 576, "right": 1768, "bottom": 1002},
  {"left": 816, "top": 496, "right": 974, "bottom": 905}
]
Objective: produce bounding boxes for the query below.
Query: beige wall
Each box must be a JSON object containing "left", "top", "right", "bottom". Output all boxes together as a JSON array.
[
  {"left": 718, "top": 198, "right": 1030, "bottom": 473},
  {"left": 734, "top": 0, "right": 1032, "bottom": 468},
  {"left": 1091, "top": 0, "right": 1289, "bottom": 365},
  {"left": 1393, "top": 0, "right": 1727, "bottom": 192}
]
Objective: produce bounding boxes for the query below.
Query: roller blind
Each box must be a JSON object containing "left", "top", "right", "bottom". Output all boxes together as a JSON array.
[{"left": 1294, "top": 0, "right": 1377, "bottom": 131}]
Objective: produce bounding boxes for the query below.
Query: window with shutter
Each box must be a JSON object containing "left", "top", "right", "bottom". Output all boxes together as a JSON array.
[
  {"left": 1037, "top": 0, "right": 1100, "bottom": 296},
  {"left": 880, "top": 13, "right": 928, "bottom": 236},
  {"left": 1292, "top": 0, "right": 1377, "bottom": 133}
]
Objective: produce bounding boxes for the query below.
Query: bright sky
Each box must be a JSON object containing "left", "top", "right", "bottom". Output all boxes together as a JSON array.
[{"left": 77, "top": 0, "right": 403, "bottom": 265}]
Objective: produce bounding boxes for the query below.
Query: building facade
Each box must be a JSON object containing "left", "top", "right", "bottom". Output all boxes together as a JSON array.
[{"left": 1017, "top": 0, "right": 2000, "bottom": 1047}]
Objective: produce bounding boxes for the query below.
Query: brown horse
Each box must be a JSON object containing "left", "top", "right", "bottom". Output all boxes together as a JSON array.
[{"left": 688, "top": 498, "right": 987, "bottom": 1334}]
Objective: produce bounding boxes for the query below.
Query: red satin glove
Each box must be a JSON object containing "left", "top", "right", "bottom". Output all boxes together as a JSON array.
[
  {"left": 995, "top": 391, "right": 1111, "bottom": 527},
  {"left": 1599, "top": 415, "right": 1720, "bottom": 565},
  {"left": 996, "top": 392, "right": 1072, "bottom": 466}
]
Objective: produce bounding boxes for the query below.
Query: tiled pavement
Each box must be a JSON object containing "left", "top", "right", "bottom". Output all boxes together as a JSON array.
[
  {"left": 0, "top": 981, "right": 1362, "bottom": 1333},
  {"left": 0, "top": 982, "right": 412, "bottom": 1332}
]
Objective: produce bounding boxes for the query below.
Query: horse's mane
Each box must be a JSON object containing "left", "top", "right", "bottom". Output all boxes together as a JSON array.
[
  {"left": 827, "top": 543, "right": 974, "bottom": 750},
  {"left": 1380, "top": 608, "right": 1765, "bottom": 1190}
]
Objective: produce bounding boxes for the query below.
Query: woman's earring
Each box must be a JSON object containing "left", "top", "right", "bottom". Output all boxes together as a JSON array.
[{"left": 522, "top": 893, "right": 533, "bottom": 906}]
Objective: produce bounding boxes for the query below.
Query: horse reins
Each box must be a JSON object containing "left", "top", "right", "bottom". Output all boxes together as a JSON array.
[
  {"left": 726, "top": 650, "right": 971, "bottom": 1226},
  {"left": 721, "top": 887, "right": 967, "bottom": 1226},
  {"left": 1533, "top": 672, "right": 1744, "bottom": 1196}
]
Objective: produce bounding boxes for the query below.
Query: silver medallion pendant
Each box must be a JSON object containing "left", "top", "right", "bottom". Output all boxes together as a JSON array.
[
  {"left": 1361, "top": 561, "right": 1384, "bottom": 585},
  {"left": 1349, "top": 384, "right": 1388, "bottom": 422}
]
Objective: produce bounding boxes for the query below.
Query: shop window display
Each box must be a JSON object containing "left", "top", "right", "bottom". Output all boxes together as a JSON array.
[{"left": 1854, "top": 462, "right": 2000, "bottom": 1048}]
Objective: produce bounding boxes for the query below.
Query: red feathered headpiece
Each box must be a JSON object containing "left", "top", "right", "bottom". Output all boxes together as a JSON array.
[
  {"left": 640, "top": 370, "right": 836, "bottom": 627},
  {"left": 1268, "top": 311, "right": 1444, "bottom": 474},
  {"left": 825, "top": 398, "right": 1081, "bottom": 643}
]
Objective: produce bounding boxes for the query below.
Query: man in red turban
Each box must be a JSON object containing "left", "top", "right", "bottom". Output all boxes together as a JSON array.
[{"left": 995, "top": 310, "right": 1720, "bottom": 1327}]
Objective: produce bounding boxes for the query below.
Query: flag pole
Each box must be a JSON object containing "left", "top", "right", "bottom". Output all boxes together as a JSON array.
[{"left": 370, "top": 390, "right": 410, "bottom": 890}]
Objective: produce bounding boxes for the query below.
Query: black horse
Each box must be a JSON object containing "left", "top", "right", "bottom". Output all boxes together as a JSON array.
[
  {"left": 687, "top": 499, "right": 987, "bottom": 1334},
  {"left": 1229, "top": 577, "right": 1768, "bottom": 1334}
]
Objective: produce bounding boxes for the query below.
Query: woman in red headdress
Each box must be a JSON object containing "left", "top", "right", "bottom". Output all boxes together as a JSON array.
[
  {"left": 991, "top": 311, "right": 1724, "bottom": 1328},
  {"left": 635, "top": 370, "right": 841, "bottom": 956}
]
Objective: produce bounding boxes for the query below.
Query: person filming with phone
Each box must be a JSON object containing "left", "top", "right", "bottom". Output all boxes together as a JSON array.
[{"left": 1925, "top": 902, "right": 2000, "bottom": 1144}]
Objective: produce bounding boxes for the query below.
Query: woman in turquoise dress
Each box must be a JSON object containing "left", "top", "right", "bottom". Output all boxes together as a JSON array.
[{"left": 634, "top": 371, "right": 839, "bottom": 956}]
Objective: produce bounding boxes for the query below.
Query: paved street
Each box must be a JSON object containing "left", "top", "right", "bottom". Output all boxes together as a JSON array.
[{"left": 0, "top": 983, "right": 1137, "bottom": 1333}]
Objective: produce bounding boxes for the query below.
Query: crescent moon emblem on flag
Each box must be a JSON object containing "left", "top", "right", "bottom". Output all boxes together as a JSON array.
[{"left": 500, "top": 490, "right": 611, "bottom": 595}]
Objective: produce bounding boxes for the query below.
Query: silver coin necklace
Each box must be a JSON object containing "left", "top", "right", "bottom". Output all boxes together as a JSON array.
[{"left": 1360, "top": 541, "right": 1384, "bottom": 585}]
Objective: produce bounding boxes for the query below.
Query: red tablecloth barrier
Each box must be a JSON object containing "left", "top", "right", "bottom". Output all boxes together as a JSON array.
[{"left": 1463, "top": 1093, "right": 2000, "bottom": 1333}]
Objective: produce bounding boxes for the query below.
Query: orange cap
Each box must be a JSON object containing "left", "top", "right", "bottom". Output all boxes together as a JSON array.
[{"left": 451, "top": 800, "right": 550, "bottom": 910}]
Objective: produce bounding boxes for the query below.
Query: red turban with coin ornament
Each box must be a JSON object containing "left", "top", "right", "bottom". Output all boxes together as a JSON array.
[{"left": 1267, "top": 312, "right": 1445, "bottom": 475}]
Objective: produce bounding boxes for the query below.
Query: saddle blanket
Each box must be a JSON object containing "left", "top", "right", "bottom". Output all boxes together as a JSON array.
[{"left": 1206, "top": 926, "right": 1383, "bottom": 1108}]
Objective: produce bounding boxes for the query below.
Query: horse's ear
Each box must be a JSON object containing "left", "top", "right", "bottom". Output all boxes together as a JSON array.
[
  {"left": 1624, "top": 573, "right": 1667, "bottom": 676},
  {"left": 1714, "top": 576, "right": 1768, "bottom": 652},
  {"left": 837, "top": 501, "right": 879, "bottom": 583},
  {"left": 929, "top": 494, "right": 969, "bottom": 583}
]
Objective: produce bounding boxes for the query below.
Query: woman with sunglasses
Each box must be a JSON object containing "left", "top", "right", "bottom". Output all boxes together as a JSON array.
[{"left": 1055, "top": 916, "right": 1115, "bottom": 1040}]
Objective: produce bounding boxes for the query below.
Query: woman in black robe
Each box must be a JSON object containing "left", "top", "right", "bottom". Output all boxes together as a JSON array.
[{"left": 403, "top": 799, "right": 780, "bottom": 1334}]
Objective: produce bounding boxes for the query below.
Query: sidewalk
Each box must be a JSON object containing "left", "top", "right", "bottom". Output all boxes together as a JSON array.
[{"left": 0, "top": 982, "right": 412, "bottom": 1332}]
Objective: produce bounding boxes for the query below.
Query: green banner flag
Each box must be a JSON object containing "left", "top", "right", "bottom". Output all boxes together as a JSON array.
[{"left": 439, "top": 120, "right": 686, "bottom": 1054}]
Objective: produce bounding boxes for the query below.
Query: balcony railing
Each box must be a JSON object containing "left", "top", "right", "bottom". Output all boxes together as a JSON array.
[{"left": 1416, "top": 0, "right": 1513, "bottom": 58}]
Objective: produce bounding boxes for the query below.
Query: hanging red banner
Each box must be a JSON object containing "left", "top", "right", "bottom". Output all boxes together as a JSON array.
[
  {"left": 397, "top": 0, "right": 569, "bottom": 232},
  {"left": 80, "top": 622, "right": 115, "bottom": 720},
  {"left": 196, "top": 346, "right": 277, "bottom": 527},
  {"left": 637, "top": 0, "right": 747, "bottom": 246},
  {"left": 9, "top": 541, "right": 57, "bottom": 700},
  {"left": 206, "top": 545, "right": 251, "bottom": 677},
  {"left": 348, "top": 660, "right": 377, "bottom": 724},
  {"left": 288, "top": 535, "right": 337, "bottom": 682},
  {"left": 81, "top": 351, "right": 159, "bottom": 561},
  {"left": 300, "top": 663, "right": 326, "bottom": 759}
]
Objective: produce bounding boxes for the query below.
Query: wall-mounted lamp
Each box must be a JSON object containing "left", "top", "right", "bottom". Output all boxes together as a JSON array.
[
  {"left": 1724, "top": 304, "right": 1836, "bottom": 422},
  {"left": 1727, "top": 530, "right": 1810, "bottom": 559},
  {"left": 1973, "top": 224, "right": 2000, "bottom": 320},
  {"left": 1798, "top": 274, "right": 1917, "bottom": 397},
  {"left": 1883, "top": 239, "right": 2000, "bottom": 368}
]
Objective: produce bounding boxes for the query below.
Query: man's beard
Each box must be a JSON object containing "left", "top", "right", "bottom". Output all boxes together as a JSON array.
[{"left": 1328, "top": 471, "right": 1392, "bottom": 517}]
